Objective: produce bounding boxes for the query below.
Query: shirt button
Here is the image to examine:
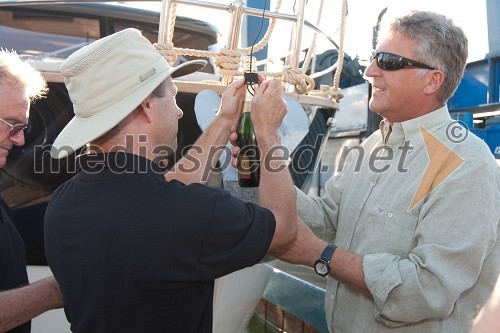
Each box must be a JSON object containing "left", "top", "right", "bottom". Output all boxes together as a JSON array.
[
  {"left": 388, "top": 213, "right": 393, "bottom": 218},
  {"left": 370, "top": 181, "right": 375, "bottom": 186},
  {"left": 330, "top": 294, "right": 335, "bottom": 300}
]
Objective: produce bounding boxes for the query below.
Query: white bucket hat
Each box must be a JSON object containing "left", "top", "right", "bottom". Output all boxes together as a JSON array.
[{"left": 51, "top": 28, "right": 206, "bottom": 159}]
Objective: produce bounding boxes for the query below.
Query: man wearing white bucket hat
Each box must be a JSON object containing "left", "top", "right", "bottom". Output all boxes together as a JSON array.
[{"left": 44, "top": 28, "right": 298, "bottom": 332}]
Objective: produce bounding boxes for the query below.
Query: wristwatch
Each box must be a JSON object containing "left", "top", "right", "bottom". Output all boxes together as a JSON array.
[{"left": 314, "top": 244, "right": 337, "bottom": 277}]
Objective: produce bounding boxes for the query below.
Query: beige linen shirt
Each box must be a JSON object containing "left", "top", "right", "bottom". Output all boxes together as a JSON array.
[{"left": 297, "top": 106, "right": 500, "bottom": 332}]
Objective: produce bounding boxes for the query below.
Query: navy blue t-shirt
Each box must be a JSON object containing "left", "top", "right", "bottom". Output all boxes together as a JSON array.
[
  {"left": 0, "top": 199, "right": 30, "bottom": 333},
  {"left": 44, "top": 152, "right": 276, "bottom": 333}
]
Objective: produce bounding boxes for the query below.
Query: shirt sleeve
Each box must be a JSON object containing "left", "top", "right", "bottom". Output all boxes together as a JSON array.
[
  {"left": 199, "top": 188, "right": 276, "bottom": 280},
  {"left": 296, "top": 172, "right": 344, "bottom": 242},
  {"left": 296, "top": 140, "right": 367, "bottom": 242},
  {"left": 363, "top": 160, "right": 500, "bottom": 326}
]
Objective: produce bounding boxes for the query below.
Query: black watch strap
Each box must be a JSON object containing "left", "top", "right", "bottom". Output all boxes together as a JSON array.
[{"left": 321, "top": 244, "right": 337, "bottom": 262}]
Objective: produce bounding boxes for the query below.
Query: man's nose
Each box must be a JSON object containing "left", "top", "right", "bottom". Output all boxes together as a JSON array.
[
  {"left": 364, "top": 56, "right": 384, "bottom": 79},
  {"left": 11, "top": 130, "right": 25, "bottom": 146}
]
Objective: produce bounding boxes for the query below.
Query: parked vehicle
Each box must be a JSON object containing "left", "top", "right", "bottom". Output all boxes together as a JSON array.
[{"left": 0, "top": 2, "right": 220, "bottom": 204}]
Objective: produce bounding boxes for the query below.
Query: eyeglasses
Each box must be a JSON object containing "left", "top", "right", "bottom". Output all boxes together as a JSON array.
[
  {"left": 371, "top": 52, "right": 435, "bottom": 71},
  {"left": 0, "top": 116, "right": 28, "bottom": 136}
]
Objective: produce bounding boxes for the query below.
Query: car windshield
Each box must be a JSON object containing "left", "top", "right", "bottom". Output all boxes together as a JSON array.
[
  {"left": 0, "top": 4, "right": 218, "bottom": 73},
  {"left": 0, "top": 8, "right": 100, "bottom": 61}
]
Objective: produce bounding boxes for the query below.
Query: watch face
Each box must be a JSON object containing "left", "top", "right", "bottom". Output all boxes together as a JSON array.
[{"left": 314, "top": 260, "right": 329, "bottom": 276}]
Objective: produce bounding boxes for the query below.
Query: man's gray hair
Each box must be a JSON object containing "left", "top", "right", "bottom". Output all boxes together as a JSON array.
[
  {"left": 381, "top": 11, "right": 468, "bottom": 104},
  {"left": 0, "top": 49, "right": 48, "bottom": 101}
]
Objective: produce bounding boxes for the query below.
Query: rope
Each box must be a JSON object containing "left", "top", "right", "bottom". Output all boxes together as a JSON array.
[
  {"left": 154, "top": 42, "right": 178, "bottom": 64},
  {"left": 332, "top": 0, "right": 347, "bottom": 93},
  {"left": 301, "top": 0, "right": 324, "bottom": 74},
  {"left": 165, "top": 3, "right": 178, "bottom": 64},
  {"left": 309, "top": 84, "right": 344, "bottom": 101},
  {"left": 168, "top": 3, "right": 177, "bottom": 46},
  {"left": 282, "top": 67, "right": 315, "bottom": 94},
  {"left": 214, "top": 48, "right": 243, "bottom": 76},
  {"left": 239, "top": 0, "right": 283, "bottom": 55},
  {"left": 153, "top": 0, "right": 329, "bottom": 95},
  {"left": 307, "top": 0, "right": 347, "bottom": 102},
  {"left": 260, "top": 67, "right": 315, "bottom": 94},
  {"left": 154, "top": 48, "right": 315, "bottom": 94}
]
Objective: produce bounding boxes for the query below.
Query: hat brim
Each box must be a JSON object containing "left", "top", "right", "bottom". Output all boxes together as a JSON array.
[
  {"left": 51, "top": 59, "right": 207, "bottom": 159},
  {"left": 171, "top": 59, "right": 207, "bottom": 78}
]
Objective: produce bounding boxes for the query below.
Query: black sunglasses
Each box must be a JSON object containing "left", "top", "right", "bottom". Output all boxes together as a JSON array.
[{"left": 371, "top": 52, "right": 435, "bottom": 71}]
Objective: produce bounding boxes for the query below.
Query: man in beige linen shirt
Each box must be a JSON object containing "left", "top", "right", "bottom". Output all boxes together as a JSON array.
[{"left": 260, "top": 10, "right": 500, "bottom": 333}]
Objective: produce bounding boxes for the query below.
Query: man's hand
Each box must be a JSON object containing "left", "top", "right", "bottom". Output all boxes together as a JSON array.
[
  {"left": 250, "top": 79, "right": 287, "bottom": 141},
  {"left": 166, "top": 76, "right": 257, "bottom": 184},
  {"left": 217, "top": 77, "right": 247, "bottom": 128},
  {"left": 229, "top": 79, "right": 286, "bottom": 167}
]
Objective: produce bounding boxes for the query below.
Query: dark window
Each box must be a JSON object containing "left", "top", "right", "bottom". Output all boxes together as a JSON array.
[
  {"left": 114, "top": 21, "right": 216, "bottom": 73},
  {"left": 0, "top": 9, "right": 99, "bottom": 60}
]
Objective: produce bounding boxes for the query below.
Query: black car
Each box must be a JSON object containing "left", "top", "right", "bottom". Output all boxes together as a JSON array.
[
  {"left": 0, "top": 2, "right": 221, "bottom": 265},
  {"left": 0, "top": 2, "right": 220, "bottom": 208}
]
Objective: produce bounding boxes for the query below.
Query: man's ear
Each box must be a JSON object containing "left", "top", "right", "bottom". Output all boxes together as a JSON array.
[
  {"left": 424, "top": 70, "right": 445, "bottom": 96},
  {"left": 138, "top": 97, "right": 154, "bottom": 123}
]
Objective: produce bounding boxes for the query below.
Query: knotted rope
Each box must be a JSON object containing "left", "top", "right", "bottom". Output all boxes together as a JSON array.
[
  {"left": 153, "top": 0, "right": 343, "bottom": 97},
  {"left": 307, "top": 0, "right": 347, "bottom": 102}
]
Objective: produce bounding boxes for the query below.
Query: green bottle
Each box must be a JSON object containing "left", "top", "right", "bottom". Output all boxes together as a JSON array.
[{"left": 237, "top": 94, "right": 260, "bottom": 187}]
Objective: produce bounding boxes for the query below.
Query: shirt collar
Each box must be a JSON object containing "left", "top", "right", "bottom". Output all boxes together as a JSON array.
[
  {"left": 77, "top": 151, "right": 166, "bottom": 176},
  {"left": 379, "top": 105, "right": 451, "bottom": 147}
]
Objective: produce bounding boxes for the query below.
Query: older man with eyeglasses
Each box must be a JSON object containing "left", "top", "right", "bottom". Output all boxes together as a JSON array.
[
  {"left": 0, "top": 50, "right": 63, "bottom": 332},
  {"left": 234, "top": 10, "right": 499, "bottom": 333}
]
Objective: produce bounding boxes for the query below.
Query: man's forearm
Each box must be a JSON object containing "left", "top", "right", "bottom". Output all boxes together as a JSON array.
[
  {"left": 331, "top": 248, "right": 371, "bottom": 298},
  {"left": 276, "top": 217, "right": 371, "bottom": 298},
  {"left": 166, "top": 114, "right": 232, "bottom": 184},
  {"left": 0, "top": 276, "right": 62, "bottom": 332},
  {"left": 258, "top": 132, "right": 297, "bottom": 253},
  {"left": 166, "top": 78, "right": 245, "bottom": 184},
  {"left": 273, "top": 217, "right": 325, "bottom": 261}
]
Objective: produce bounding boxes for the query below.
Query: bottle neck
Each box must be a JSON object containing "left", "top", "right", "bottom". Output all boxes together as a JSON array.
[
  {"left": 242, "top": 100, "right": 251, "bottom": 113},
  {"left": 242, "top": 85, "right": 254, "bottom": 113}
]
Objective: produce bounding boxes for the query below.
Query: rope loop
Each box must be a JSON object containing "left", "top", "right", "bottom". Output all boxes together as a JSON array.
[
  {"left": 308, "top": 84, "right": 344, "bottom": 102},
  {"left": 154, "top": 0, "right": 334, "bottom": 99},
  {"left": 154, "top": 42, "right": 177, "bottom": 65},
  {"left": 214, "top": 48, "right": 242, "bottom": 76},
  {"left": 281, "top": 67, "right": 315, "bottom": 94}
]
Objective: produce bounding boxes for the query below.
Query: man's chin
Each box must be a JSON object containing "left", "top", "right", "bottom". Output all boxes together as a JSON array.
[
  {"left": 0, "top": 156, "right": 7, "bottom": 168},
  {"left": 0, "top": 147, "right": 9, "bottom": 166},
  {"left": 368, "top": 102, "right": 386, "bottom": 119}
]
